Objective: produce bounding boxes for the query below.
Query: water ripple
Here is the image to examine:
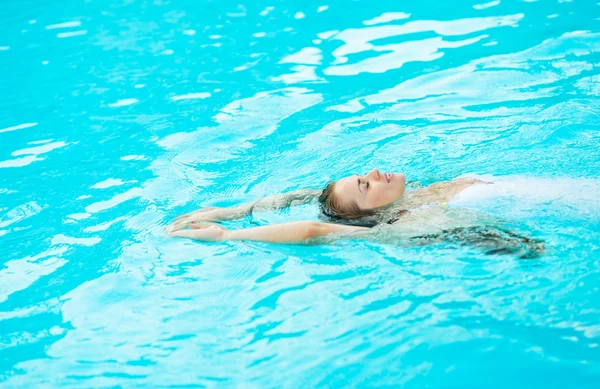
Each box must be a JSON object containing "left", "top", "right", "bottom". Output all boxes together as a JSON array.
[{"left": 2, "top": 0, "right": 600, "bottom": 387}]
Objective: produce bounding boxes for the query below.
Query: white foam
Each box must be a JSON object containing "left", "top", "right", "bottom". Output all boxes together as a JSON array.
[
  {"left": 259, "top": 6, "right": 274, "bottom": 16},
  {"left": 12, "top": 141, "right": 66, "bottom": 156},
  {"left": 450, "top": 176, "right": 600, "bottom": 219},
  {"left": 57, "top": 30, "right": 87, "bottom": 39},
  {"left": 0, "top": 156, "right": 43, "bottom": 168},
  {"left": 46, "top": 21, "right": 81, "bottom": 30},
  {"left": 363, "top": 12, "right": 411, "bottom": 26},
  {"left": 0, "top": 202, "right": 43, "bottom": 228},
  {"left": 120, "top": 155, "right": 146, "bottom": 161},
  {"left": 0, "top": 122, "right": 38, "bottom": 133},
  {"left": 67, "top": 213, "right": 91, "bottom": 220},
  {"left": 317, "top": 30, "right": 339, "bottom": 40},
  {"left": 279, "top": 47, "right": 322, "bottom": 65},
  {"left": 51, "top": 234, "right": 101, "bottom": 246},
  {"left": 0, "top": 247, "right": 67, "bottom": 303},
  {"left": 473, "top": 1, "right": 500, "bottom": 10},
  {"left": 108, "top": 98, "right": 139, "bottom": 107},
  {"left": 91, "top": 178, "right": 126, "bottom": 189},
  {"left": 170, "top": 92, "right": 211, "bottom": 101},
  {"left": 85, "top": 188, "right": 142, "bottom": 214},
  {"left": 84, "top": 216, "right": 127, "bottom": 233},
  {"left": 272, "top": 65, "right": 322, "bottom": 84}
]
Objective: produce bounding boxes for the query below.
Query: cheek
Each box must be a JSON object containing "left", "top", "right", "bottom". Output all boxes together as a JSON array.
[
  {"left": 386, "top": 184, "right": 404, "bottom": 203},
  {"left": 368, "top": 184, "right": 405, "bottom": 208},
  {"left": 370, "top": 188, "right": 395, "bottom": 207}
]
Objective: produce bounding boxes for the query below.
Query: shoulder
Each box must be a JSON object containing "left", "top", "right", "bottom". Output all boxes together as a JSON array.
[
  {"left": 452, "top": 173, "right": 495, "bottom": 184},
  {"left": 452, "top": 177, "right": 493, "bottom": 186}
]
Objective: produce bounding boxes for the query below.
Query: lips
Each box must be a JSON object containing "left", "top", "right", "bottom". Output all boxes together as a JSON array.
[{"left": 385, "top": 172, "right": 392, "bottom": 183}]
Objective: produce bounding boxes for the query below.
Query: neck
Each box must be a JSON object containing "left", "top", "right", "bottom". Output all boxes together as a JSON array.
[{"left": 391, "top": 178, "right": 489, "bottom": 210}]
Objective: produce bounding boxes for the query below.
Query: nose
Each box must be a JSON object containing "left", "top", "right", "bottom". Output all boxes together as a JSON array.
[{"left": 368, "top": 168, "right": 381, "bottom": 181}]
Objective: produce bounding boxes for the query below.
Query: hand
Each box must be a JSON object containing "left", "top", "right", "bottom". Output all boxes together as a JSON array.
[
  {"left": 169, "top": 207, "right": 232, "bottom": 231},
  {"left": 166, "top": 222, "right": 228, "bottom": 241}
]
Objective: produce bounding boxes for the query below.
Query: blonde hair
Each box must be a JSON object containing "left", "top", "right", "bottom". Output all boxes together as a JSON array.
[{"left": 318, "top": 182, "right": 375, "bottom": 220}]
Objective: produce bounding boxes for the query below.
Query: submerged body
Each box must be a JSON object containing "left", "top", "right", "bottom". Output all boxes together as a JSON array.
[{"left": 166, "top": 172, "right": 555, "bottom": 258}]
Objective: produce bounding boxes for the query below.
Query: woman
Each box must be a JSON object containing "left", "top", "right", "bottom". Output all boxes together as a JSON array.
[{"left": 165, "top": 168, "right": 546, "bottom": 258}]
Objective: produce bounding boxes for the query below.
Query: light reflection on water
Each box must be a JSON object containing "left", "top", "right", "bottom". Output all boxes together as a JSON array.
[{"left": 1, "top": 0, "right": 600, "bottom": 387}]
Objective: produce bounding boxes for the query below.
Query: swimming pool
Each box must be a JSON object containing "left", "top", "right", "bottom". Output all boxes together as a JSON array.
[{"left": 1, "top": 0, "right": 600, "bottom": 387}]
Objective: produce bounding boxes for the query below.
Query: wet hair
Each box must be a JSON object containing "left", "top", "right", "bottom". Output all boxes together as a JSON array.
[
  {"left": 318, "top": 182, "right": 379, "bottom": 227},
  {"left": 409, "top": 226, "right": 546, "bottom": 259}
]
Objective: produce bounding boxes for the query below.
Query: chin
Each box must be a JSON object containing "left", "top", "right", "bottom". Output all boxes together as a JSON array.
[
  {"left": 395, "top": 173, "right": 407, "bottom": 196},
  {"left": 395, "top": 173, "right": 406, "bottom": 186}
]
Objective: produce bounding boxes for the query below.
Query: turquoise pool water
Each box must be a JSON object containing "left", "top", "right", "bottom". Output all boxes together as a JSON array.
[{"left": 2, "top": 0, "right": 600, "bottom": 387}]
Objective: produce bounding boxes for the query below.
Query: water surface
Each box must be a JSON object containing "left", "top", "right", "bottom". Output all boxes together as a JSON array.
[{"left": 1, "top": 0, "right": 600, "bottom": 387}]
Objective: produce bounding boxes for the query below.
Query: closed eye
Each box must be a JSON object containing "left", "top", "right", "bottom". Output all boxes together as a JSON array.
[{"left": 357, "top": 178, "right": 369, "bottom": 193}]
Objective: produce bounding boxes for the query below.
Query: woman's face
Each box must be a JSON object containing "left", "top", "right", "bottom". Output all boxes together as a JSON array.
[{"left": 334, "top": 168, "right": 407, "bottom": 211}]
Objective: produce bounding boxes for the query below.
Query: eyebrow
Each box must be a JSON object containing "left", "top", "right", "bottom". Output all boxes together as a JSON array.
[{"left": 357, "top": 177, "right": 363, "bottom": 195}]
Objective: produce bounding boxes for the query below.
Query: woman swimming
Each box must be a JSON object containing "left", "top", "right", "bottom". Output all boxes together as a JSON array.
[{"left": 165, "top": 168, "right": 546, "bottom": 258}]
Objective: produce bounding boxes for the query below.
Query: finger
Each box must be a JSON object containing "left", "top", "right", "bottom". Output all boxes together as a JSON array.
[
  {"left": 189, "top": 221, "right": 221, "bottom": 229},
  {"left": 173, "top": 211, "right": 197, "bottom": 222},
  {"left": 173, "top": 212, "right": 197, "bottom": 222},
  {"left": 181, "top": 212, "right": 220, "bottom": 224},
  {"left": 173, "top": 213, "right": 190, "bottom": 222},
  {"left": 170, "top": 216, "right": 202, "bottom": 230},
  {"left": 167, "top": 220, "right": 189, "bottom": 232},
  {"left": 173, "top": 207, "right": 218, "bottom": 222}
]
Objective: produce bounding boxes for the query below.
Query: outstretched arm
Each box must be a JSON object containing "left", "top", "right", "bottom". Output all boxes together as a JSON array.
[
  {"left": 166, "top": 220, "right": 369, "bottom": 244},
  {"left": 171, "top": 189, "right": 321, "bottom": 226}
]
